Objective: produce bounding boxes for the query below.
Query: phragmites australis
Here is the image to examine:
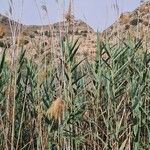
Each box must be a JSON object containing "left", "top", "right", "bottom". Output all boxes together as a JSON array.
[{"left": 47, "top": 97, "right": 64, "bottom": 121}]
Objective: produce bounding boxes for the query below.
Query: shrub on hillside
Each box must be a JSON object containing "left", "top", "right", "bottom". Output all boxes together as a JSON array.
[{"left": 0, "top": 25, "right": 6, "bottom": 38}]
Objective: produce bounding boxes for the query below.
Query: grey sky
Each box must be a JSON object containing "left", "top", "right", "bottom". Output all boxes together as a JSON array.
[{"left": 0, "top": 0, "right": 141, "bottom": 31}]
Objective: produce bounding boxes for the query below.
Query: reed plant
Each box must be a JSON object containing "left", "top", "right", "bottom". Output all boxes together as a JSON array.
[{"left": 0, "top": 34, "right": 150, "bottom": 150}]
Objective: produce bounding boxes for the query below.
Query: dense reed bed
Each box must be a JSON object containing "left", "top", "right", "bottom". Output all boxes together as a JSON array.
[{"left": 0, "top": 35, "right": 150, "bottom": 150}]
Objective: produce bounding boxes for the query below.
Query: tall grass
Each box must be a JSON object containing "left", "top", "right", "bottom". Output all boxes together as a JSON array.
[{"left": 0, "top": 35, "right": 150, "bottom": 149}]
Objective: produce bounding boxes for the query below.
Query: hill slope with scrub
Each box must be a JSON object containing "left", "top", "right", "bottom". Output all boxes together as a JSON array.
[{"left": 0, "top": 1, "right": 149, "bottom": 61}]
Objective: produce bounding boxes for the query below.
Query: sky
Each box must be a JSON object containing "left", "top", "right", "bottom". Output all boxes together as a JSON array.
[{"left": 0, "top": 0, "right": 142, "bottom": 31}]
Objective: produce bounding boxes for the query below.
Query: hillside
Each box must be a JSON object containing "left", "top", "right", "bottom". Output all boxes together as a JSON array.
[
  {"left": 102, "top": 1, "right": 150, "bottom": 47},
  {"left": 0, "top": 1, "right": 150, "bottom": 62}
]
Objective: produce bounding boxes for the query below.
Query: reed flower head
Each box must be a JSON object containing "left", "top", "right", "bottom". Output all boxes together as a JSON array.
[{"left": 47, "top": 97, "right": 64, "bottom": 121}]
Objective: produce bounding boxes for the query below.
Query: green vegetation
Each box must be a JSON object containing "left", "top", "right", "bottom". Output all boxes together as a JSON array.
[{"left": 0, "top": 36, "right": 150, "bottom": 150}]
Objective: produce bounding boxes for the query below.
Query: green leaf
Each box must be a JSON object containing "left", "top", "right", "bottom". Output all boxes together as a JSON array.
[
  {"left": 119, "top": 139, "right": 127, "bottom": 150},
  {"left": 0, "top": 48, "right": 6, "bottom": 74}
]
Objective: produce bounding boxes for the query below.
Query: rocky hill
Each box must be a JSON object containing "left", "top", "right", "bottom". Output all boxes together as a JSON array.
[
  {"left": 0, "top": 14, "right": 96, "bottom": 63},
  {"left": 102, "top": 1, "right": 150, "bottom": 47},
  {"left": 0, "top": 1, "right": 149, "bottom": 63}
]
